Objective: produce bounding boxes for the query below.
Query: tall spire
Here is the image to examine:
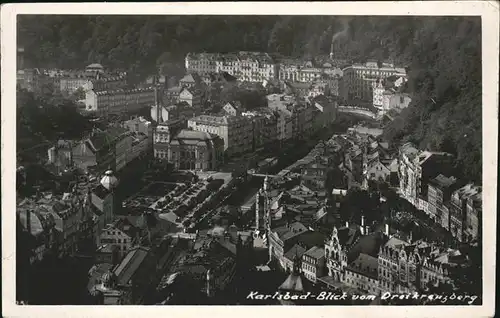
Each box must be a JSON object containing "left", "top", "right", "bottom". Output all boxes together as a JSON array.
[{"left": 292, "top": 251, "right": 301, "bottom": 275}]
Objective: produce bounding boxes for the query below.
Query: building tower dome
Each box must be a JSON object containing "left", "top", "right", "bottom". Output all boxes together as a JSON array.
[
  {"left": 102, "top": 271, "right": 112, "bottom": 288},
  {"left": 100, "top": 170, "right": 119, "bottom": 190}
]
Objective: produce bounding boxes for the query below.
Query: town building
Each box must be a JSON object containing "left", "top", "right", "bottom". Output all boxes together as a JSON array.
[
  {"left": 300, "top": 156, "right": 330, "bottom": 191},
  {"left": 164, "top": 86, "right": 182, "bottom": 105},
  {"left": 56, "top": 127, "right": 126, "bottom": 174},
  {"left": 241, "top": 109, "right": 279, "bottom": 151},
  {"left": 464, "top": 190, "right": 482, "bottom": 243},
  {"left": 310, "top": 95, "right": 338, "bottom": 128},
  {"left": 91, "top": 170, "right": 121, "bottom": 231},
  {"left": 268, "top": 222, "right": 309, "bottom": 267},
  {"left": 302, "top": 246, "right": 326, "bottom": 283},
  {"left": 187, "top": 114, "right": 253, "bottom": 157},
  {"left": 91, "top": 246, "right": 157, "bottom": 305},
  {"left": 427, "top": 174, "right": 461, "bottom": 224},
  {"left": 284, "top": 81, "right": 311, "bottom": 98},
  {"left": 344, "top": 253, "right": 379, "bottom": 294},
  {"left": 274, "top": 110, "right": 293, "bottom": 143},
  {"left": 151, "top": 102, "right": 196, "bottom": 124},
  {"left": 308, "top": 80, "right": 331, "bottom": 99},
  {"left": 267, "top": 94, "right": 314, "bottom": 141},
  {"left": 153, "top": 119, "right": 186, "bottom": 160},
  {"left": 86, "top": 63, "right": 105, "bottom": 74},
  {"left": 222, "top": 101, "right": 243, "bottom": 117},
  {"left": 179, "top": 73, "right": 204, "bottom": 89},
  {"left": 297, "top": 67, "right": 324, "bottom": 83},
  {"left": 372, "top": 77, "right": 411, "bottom": 113},
  {"left": 85, "top": 87, "right": 157, "bottom": 116},
  {"left": 282, "top": 244, "right": 307, "bottom": 273},
  {"left": 60, "top": 127, "right": 150, "bottom": 174},
  {"left": 449, "top": 184, "right": 482, "bottom": 242},
  {"left": 185, "top": 53, "right": 219, "bottom": 75},
  {"left": 342, "top": 61, "right": 406, "bottom": 103},
  {"left": 17, "top": 191, "right": 98, "bottom": 261},
  {"left": 278, "top": 62, "right": 301, "bottom": 82},
  {"left": 398, "top": 142, "right": 454, "bottom": 207},
  {"left": 84, "top": 75, "right": 128, "bottom": 92},
  {"left": 59, "top": 74, "right": 94, "bottom": 94},
  {"left": 378, "top": 236, "right": 458, "bottom": 294},
  {"left": 321, "top": 222, "right": 388, "bottom": 293},
  {"left": 168, "top": 129, "right": 224, "bottom": 171},
  {"left": 122, "top": 116, "right": 154, "bottom": 148},
  {"left": 214, "top": 51, "right": 277, "bottom": 82},
  {"left": 97, "top": 218, "right": 141, "bottom": 258},
  {"left": 179, "top": 87, "right": 203, "bottom": 113}
]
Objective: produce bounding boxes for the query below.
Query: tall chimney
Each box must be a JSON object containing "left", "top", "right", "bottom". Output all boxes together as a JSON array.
[
  {"left": 385, "top": 223, "right": 389, "bottom": 236},
  {"left": 154, "top": 75, "right": 160, "bottom": 123},
  {"left": 361, "top": 215, "right": 365, "bottom": 227},
  {"left": 345, "top": 221, "right": 349, "bottom": 228}
]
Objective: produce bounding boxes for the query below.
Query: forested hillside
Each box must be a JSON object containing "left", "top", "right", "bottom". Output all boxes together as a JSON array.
[{"left": 17, "top": 15, "right": 482, "bottom": 181}]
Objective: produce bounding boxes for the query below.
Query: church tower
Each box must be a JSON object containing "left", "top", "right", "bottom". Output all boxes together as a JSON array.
[
  {"left": 325, "top": 226, "right": 348, "bottom": 282},
  {"left": 100, "top": 170, "right": 120, "bottom": 225}
]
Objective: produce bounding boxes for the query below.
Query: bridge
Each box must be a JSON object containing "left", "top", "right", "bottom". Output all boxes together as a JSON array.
[{"left": 338, "top": 105, "right": 378, "bottom": 119}]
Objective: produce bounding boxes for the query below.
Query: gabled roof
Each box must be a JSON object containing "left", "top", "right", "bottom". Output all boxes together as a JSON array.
[
  {"left": 337, "top": 226, "right": 360, "bottom": 248},
  {"left": 348, "top": 231, "right": 388, "bottom": 263},
  {"left": 113, "top": 246, "right": 151, "bottom": 286},
  {"left": 107, "top": 218, "right": 140, "bottom": 238},
  {"left": 224, "top": 101, "right": 243, "bottom": 111},
  {"left": 273, "top": 222, "right": 308, "bottom": 242},
  {"left": 284, "top": 244, "right": 307, "bottom": 261},
  {"left": 87, "top": 127, "right": 128, "bottom": 152},
  {"left": 347, "top": 253, "right": 378, "bottom": 279},
  {"left": 279, "top": 272, "right": 304, "bottom": 292},
  {"left": 180, "top": 73, "right": 202, "bottom": 85},
  {"left": 429, "top": 174, "right": 458, "bottom": 189},
  {"left": 304, "top": 246, "right": 325, "bottom": 260},
  {"left": 173, "top": 129, "right": 215, "bottom": 142}
]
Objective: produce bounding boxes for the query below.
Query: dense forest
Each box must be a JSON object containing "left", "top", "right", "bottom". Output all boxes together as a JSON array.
[
  {"left": 17, "top": 86, "right": 92, "bottom": 163},
  {"left": 17, "top": 15, "right": 482, "bottom": 182}
]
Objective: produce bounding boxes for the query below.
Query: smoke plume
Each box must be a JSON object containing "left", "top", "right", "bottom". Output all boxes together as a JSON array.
[{"left": 330, "top": 18, "right": 350, "bottom": 53}]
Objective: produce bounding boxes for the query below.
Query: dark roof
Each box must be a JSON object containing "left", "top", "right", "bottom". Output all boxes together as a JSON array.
[
  {"left": 296, "top": 231, "right": 327, "bottom": 250},
  {"left": 112, "top": 218, "right": 140, "bottom": 238},
  {"left": 337, "top": 226, "right": 360, "bottom": 248},
  {"left": 346, "top": 253, "right": 379, "bottom": 280},
  {"left": 273, "top": 222, "right": 308, "bottom": 242},
  {"left": 284, "top": 244, "right": 307, "bottom": 261},
  {"left": 113, "top": 246, "right": 151, "bottom": 286},
  {"left": 429, "top": 174, "right": 458, "bottom": 189},
  {"left": 347, "top": 231, "right": 388, "bottom": 263},
  {"left": 303, "top": 246, "right": 325, "bottom": 260},
  {"left": 87, "top": 127, "right": 128, "bottom": 152},
  {"left": 92, "top": 184, "right": 111, "bottom": 200}
]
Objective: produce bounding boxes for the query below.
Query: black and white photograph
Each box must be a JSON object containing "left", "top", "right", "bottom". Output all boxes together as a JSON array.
[{"left": 2, "top": 2, "right": 498, "bottom": 317}]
